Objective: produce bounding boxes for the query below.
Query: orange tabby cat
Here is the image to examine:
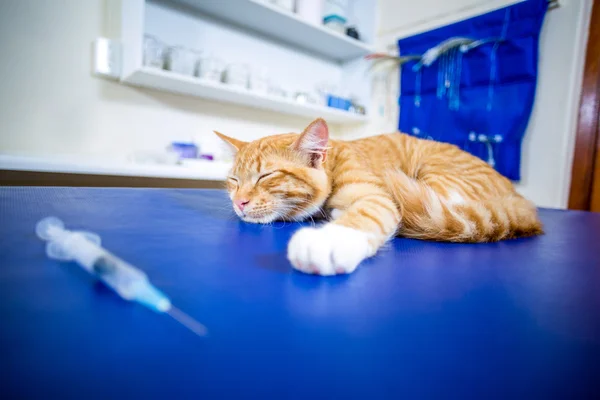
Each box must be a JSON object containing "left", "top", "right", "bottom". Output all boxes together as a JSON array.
[{"left": 215, "top": 118, "right": 543, "bottom": 275}]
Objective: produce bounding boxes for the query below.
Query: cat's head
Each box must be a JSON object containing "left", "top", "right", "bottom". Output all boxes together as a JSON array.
[{"left": 215, "top": 118, "right": 331, "bottom": 223}]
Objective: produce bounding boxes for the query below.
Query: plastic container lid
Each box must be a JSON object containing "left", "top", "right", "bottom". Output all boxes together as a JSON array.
[{"left": 323, "top": 15, "right": 347, "bottom": 24}]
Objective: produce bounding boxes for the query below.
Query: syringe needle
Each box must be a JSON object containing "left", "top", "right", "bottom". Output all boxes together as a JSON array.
[{"left": 166, "top": 306, "right": 209, "bottom": 337}]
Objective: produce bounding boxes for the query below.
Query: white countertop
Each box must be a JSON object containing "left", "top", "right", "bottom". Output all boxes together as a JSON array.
[{"left": 0, "top": 154, "right": 231, "bottom": 181}]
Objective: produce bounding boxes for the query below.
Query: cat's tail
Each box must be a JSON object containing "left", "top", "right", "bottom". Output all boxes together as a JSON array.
[{"left": 384, "top": 170, "right": 543, "bottom": 243}]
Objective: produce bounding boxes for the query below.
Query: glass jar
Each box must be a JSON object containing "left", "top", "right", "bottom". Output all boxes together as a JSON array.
[
  {"left": 164, "top": 46, "right": 200, "bottom": 76},
  {"left": 222, "top": 63, "right": 250, "bottom": 89},
  {"left": 143, "top": 35, "right": 165, "bottom": 69},
  {"left": 196, "top": 55, "right": 225, "bottom": 82}
]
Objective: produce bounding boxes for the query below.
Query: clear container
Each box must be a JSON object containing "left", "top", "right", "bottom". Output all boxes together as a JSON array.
[
  {"left": 143, "top": 35, "right": 165, "bottom": 69},
  {"left": 296, "top": 0, "right": 323, "bottom": 25},
  {"left": 165, "top": 46, "right": 200, "bottom": 76},
  {"left": 222, "top": 63, "right": 250, "bottom": 89},
  {"left": 316, "top": 82, "right": 337, "bottom": 105},
  {"left": 268, "top": 83, "right": 287, "bottom": 98},
  {"left": 196, "top": 55, "right": 225, "bottom": 82},
  {"left": 294, "top": 92, "right": 317, "bottom": 105},
  {"left": 323, "top": 0, "right": 348, "bottom": 20},
  {"left": 323, "top": 15, "right": 346, "bottom": 34},
  {"left": 249, "top": 67, "right": 269, "bottom": 94}
]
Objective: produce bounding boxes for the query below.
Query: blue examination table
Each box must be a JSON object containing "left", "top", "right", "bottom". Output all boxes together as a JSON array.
[{"left": 1, "top": 187, "right": 599, "bottom": 399}]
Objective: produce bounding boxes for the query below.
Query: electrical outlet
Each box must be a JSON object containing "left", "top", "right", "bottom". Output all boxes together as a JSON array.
[{"left": 92, "top": 37, "right": 122, "bottom": 79}]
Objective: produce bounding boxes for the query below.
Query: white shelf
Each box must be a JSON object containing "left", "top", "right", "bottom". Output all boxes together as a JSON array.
[
  {"left": 124, "top": 67, "right": 369, "bottom": 123},
  {"left": 0, "top": 154, "right": 231, "bottom": 181},
  {"left": 169, "top": 0, "right": 374, "bottom": 62}
]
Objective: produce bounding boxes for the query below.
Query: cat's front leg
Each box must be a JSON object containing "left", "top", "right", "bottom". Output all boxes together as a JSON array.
[{"left": 287, "top": 194, "right": 401, "bottom": 275}]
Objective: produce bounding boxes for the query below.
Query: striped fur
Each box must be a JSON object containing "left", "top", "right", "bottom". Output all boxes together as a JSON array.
[
  {"left": 384, "top": 169, "right": 542, "bottom": 242},
  {"left": 216, "top": 118, "right": 543, "bottom": 258}
]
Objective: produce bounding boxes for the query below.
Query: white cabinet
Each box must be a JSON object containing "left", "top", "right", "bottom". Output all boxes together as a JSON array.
[{"left": 114, "top": 0, "right": 377, "bottom": 124}]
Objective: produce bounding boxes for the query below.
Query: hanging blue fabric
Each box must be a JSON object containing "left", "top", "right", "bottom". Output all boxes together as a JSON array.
[{"left": 398, "top": 0, "right": 548, "bottom": 181}]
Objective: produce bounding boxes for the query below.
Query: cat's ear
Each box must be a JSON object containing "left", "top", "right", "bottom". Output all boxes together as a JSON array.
[
  {"left": 292, "top": 118, "right": 329, "bottom": 167},
  {"left": 213, "top": 131, "right": 247, "bottom": 153}
]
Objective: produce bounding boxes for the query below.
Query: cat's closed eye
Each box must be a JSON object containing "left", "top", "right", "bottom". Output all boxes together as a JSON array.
[
  {"left": 256, "top": 171, "right": 277, "bottom": 183},
  {"left": 227, "top": 177, "right": 238, "bottom": 190}
]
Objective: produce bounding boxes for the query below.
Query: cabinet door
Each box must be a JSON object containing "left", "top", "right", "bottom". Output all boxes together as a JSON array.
[
  {"left": 569, "top": 0, "right": 600, "bottom": 211},
  {"left": 590, "top": 140, "right": 600, "bottom": 212}
]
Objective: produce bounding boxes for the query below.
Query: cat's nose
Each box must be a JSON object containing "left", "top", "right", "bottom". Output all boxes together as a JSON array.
[{"left": 235, "top": 199, "right": 250, "bottom": 211}]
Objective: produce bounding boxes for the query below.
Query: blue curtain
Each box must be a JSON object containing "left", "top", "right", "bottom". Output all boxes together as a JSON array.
[{"left": 398, "top": 0, "right": 548, "bottom": 181}]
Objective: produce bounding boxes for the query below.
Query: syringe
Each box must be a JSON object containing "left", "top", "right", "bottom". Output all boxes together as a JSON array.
[{"left": 36, "top": 217, "right": 207, "bottom": 337}]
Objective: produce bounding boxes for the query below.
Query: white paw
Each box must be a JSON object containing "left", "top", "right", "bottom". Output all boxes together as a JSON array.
[
  {"left": 330, "top": 208, "right": 343, "bottom": 220},
  {"left": 287, "top": 224, "right": 374, "bottom": 276}
]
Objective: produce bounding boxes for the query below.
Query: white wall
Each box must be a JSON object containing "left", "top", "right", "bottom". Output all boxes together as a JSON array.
[
  {"left": 0, "top": 0, "right": 345, "bottom": 163},
  {"left": 371, "top": 0, "right": 592, "bottom": 209}
]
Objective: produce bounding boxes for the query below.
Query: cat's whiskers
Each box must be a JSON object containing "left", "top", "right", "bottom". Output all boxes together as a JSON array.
[{"left": 280, "top": 202, "right": 315, "bottom": 222}]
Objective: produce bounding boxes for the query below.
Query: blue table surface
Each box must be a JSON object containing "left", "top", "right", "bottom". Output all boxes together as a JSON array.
[{"left": 1, "top": 187, "right": 599, "bottom": 399}]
